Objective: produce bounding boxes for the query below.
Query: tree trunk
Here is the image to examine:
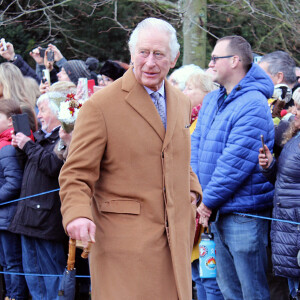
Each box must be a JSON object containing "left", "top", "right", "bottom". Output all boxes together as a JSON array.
[{"left": 181, "top": 0, "right": 207, "bottom": 68}]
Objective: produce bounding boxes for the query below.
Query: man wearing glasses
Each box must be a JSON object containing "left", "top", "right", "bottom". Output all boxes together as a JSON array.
[{"left": 191, "top": 36, "right": 274, "bottom": 299}]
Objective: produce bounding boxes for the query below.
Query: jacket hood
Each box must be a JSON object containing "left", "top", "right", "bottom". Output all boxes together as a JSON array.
[
  {"left": 0, "top": 128, "right": 13, "bottom": 150},
  {"left": 221, "top": 63, "right": 274, "bottom": 102}
]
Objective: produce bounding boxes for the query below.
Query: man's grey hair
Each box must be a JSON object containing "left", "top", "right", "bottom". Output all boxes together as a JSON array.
[
  {"left": 260, "top": 51, "right": 297, "bottom": 84},
  {"left": 128, "top": 17, "right": 180, "bottom": 61},
  {"left": 36, "top": 92, "right": 64, "bottom": 116}
]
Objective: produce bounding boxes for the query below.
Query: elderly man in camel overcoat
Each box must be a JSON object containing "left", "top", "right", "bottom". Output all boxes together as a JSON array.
[{"left": 59, "top": 17, "right": 202, "bottom": 300}]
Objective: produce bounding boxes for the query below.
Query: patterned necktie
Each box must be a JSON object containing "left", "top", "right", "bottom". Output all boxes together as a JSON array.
[{"left": 151, "top": 92, "right": 166, "bottom": 129}]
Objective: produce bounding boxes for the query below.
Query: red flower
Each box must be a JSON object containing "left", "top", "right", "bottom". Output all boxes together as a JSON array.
[{"left": 64, "top": 93, "right": 82, "bottom": 117}]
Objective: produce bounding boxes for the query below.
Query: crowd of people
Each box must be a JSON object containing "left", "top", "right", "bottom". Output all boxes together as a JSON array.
[{"left": 0, "top": 16, "right": 299, "bottom": 300}]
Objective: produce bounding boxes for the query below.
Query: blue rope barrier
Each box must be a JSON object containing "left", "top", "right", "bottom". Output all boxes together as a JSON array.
[
  {"left": 233, "top": 212, "right": 300, "bottom": 226},
  {"left": 0, "top": 188, "right": 60, "bottom": 206},
  {"left": 0, "top": 271, "right": 90, "bottom": 278},
  {"left": 1, "top": 187, "right": 300, "bottom": 226},
  {"left": 0, "top": 188, "right": 299, "bottom": 280}
]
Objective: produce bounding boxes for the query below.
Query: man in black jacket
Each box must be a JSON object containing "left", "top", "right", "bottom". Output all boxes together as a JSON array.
[{"left": 10, "top": 91, "right": 67, "bottom": 300}]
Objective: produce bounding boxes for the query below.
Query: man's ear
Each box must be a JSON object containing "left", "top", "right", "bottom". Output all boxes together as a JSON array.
[
  {"left": 232, "top": 55, "right": 240, "bottom": 69},
  {"left": 130, "top": 54, "right": 135, "bottom": 66},
  {"left": 276, "top": 72, "right": 284, "bottom": 84},
  {"left": 170, "top": 52, "right": 180, "bottom": 69}
]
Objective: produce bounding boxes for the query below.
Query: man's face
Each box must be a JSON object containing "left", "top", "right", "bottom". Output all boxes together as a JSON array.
[
  {"left": 131, "top": 29, "right": 179, "bottom": 91},
  {"left": 37, "top": 99, "right": 59, "bottom": 133},
  {"left": 258, "top": 61, "right": 277, "bottom": 85},
  {"left": 57, "top": 68, "right": 71, "bottom": 82},
  {"left": 208, "top": 40, "right": 233, "bottom": 87}
]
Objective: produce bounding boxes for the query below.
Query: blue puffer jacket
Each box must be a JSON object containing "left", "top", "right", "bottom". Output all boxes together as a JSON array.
[
  {"left": 191, "top": 63, "right": 274, "bottom": 214},
  {"left": 0, "top": 143, "right": 23, "bottom": 230},
  {"left": 261, "top": 133, "right": 300, "bottom": 278}
]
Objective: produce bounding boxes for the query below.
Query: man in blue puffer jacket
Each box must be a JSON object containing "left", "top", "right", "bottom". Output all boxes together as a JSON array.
[{"left": 191, "top": 36, "right": 274, "bottom": 300}]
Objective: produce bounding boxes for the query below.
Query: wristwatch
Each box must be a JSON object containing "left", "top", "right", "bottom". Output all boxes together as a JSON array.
[{"left": 9, "top": 55, "right": 17, "bottom": 62}]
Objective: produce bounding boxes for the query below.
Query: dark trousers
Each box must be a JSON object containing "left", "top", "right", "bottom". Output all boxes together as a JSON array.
[{"left": 266, "top": 245, "right": 290, "bottom": 300}]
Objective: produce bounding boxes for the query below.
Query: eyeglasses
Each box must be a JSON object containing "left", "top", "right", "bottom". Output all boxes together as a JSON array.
[{"left": 210, "top": 55, "right": 234, "bottom": 64}]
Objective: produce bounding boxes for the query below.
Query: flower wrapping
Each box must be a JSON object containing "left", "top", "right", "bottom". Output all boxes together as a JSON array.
[{"left": 58, "top": 93, "right": 83, "bottom": 133}]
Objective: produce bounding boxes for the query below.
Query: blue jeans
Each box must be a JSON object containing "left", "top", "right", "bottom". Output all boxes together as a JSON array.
[
  {"left": 213, "top": 212, "right": 270, "bottom": 300},
  {"left": 21, "top": 235, "right": 66, "bottom": 300},
  {"left": 192, "top": 259, "right": 224, "bottom": 300},
  {"left": 0, "top": 231, "right": 28, "bottom": 299}
]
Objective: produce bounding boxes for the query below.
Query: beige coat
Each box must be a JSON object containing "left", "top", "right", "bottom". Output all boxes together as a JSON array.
[{"left": 59, "top": 68, "right": 202, "bottom": 300}]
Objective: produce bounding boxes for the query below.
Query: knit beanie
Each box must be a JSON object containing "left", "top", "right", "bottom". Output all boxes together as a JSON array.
[
  {"left": 85, "top": 57, "right": 99, "bottom": 72},
  {"left": 100, "top": 60, "right": 126, "bottom": 81},
  {"left": 62, "top": 60, "right": 91, "bottom": 85}
]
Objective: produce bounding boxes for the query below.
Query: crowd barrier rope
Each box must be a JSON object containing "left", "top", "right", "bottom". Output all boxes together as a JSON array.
[
  {"left": 0, "top": 188, "right": 60, "bottom": 206},
  {"left": 0, "top": 188, "right": 299, "bottom": 279},
  {"left": 0, "top": 271, "right": 90, "bottom": 278},
  {"left": 1, "top": 188, "right": 299, "bottom": 225}
]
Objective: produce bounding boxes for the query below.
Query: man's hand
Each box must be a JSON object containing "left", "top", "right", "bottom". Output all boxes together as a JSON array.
[
  {"left": 29, "top": 47, "right": 44, "bottom": 65},
  {"left": 258, "top": 144, "right": 273, "bottom": 169},
  {"left": 39, "top": 80, "right": 50, "bottom": 94},
  {"left": 190, "top": 191, "right": 198, "bottom": 205},
  {"left": 66, "top": 217, "right": 96, "bottom": 248},
  {"left": 44, "top": 48, "right": 54, "bottom": 71},
  {"left": 197, "top": 202, "right": 212, "bottom": 228},
  {"left": 0, "top": 41, "right": 15, "bottom": 61},
  {"left": 59, "top": 127, "right": 72, "bottom": 145},
  {"left": 47, "top": 44, "right": 64, "bottom": 62},
  {"left": 11, "top": 132, "right": 31, "bottom": 149}
]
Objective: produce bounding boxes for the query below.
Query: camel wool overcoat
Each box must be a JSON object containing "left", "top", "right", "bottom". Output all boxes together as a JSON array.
[{"left": 59, "top": 68, "right": 202, "bottom": 300}]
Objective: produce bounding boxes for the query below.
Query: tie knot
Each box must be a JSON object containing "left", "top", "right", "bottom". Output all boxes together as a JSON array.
[{"left": 151, "top": 92, "right": 160, "bottom": 102}]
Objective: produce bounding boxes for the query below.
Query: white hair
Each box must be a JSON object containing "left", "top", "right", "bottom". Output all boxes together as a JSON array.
[
  {"left": 168, "top": 64, "right": 202, "bottom": 91},
  {"left": 128, "top": 17, "right": 180, "bottom": 61},
  {"left": 36, "top": 91, "right": 64, "bottom": 116},
  {"left": 293, "top": 87, "right": 300, "bottom": 105},
  {"left": 186, "top": 69, "right": 218, "bottom": 94}
]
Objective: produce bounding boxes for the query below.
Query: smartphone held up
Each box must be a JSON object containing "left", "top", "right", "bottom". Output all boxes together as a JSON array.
[
  {"left": 42, "top": 69, "right": 51, "bottom": 85},
  {"left": 0, "top": 38, "right": 7, "bottom": 51},
  {"left": 260, "top": 134, "right": 266, "bottom": 157},
  {"left": 47, "top": 50, "right": 54, "bottom": 62},
  {"left": 12, "top": 113, "right": 31, "bottom": 136}
]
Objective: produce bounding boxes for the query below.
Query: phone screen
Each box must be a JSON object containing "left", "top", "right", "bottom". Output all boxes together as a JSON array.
[
  {"left": 47, "top": 50, "right": 54, "bottom": 62},
  {"left": 39, "top": 48, "right": 46, "bottom": 58},
  {"left": 12, "top": 113, "right": 31, "bottom": 136}
]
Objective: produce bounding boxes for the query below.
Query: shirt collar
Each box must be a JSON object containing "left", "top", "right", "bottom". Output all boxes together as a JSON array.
[
  {"left": 42, "top": 126, "right": 60, "bottom": 138},
  {"left": 132, "top": 68, "right": 165, "bottom": 98},
  {"left": 144, "top": 81, "right": 165, "bottom": 99}
]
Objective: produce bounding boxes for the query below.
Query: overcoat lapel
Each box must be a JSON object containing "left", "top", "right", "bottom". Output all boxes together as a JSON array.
[
  {"left": 122, "top": 68, "right": 179, "bottom": 144},
  {"left": 163, "top": 79, "right": 179, "bottom": 150},
  {"left": 123, "top": 68, "right": 165, "bottom": 141}
]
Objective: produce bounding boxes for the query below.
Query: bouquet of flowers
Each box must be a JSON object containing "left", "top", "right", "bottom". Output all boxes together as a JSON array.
[{"left": 58, "top": 93, "right": 83, "bottom": 133}]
